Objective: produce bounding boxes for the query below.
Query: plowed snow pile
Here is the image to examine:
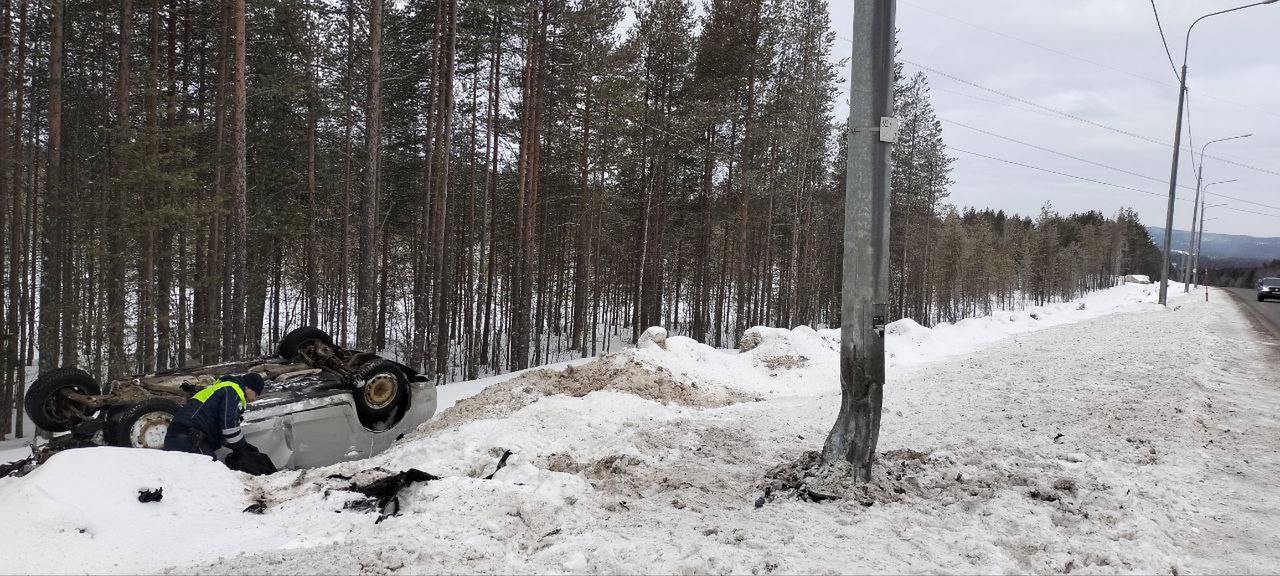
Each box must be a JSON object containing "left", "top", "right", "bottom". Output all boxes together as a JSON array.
[{"left": 3, "top": 283, "right": 1279, "bottom": 575}]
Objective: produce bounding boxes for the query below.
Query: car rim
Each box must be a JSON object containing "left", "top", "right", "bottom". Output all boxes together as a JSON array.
[
  {"left": 363, "top": 373, "right": 398, "bottom": 410},
  {"left": 130, "top": 412, "right": 173, "bottom": 449}
]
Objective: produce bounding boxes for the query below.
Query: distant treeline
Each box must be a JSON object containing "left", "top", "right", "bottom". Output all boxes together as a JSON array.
[
  {"left": 1204, "top": 260, "right": 1280, "bottom": 288},
  {"left": 885, "top": 71, "right": 1162, "bottom": 326}
]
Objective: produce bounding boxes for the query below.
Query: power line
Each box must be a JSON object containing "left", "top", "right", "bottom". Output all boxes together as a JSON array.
[
  {"left": 896, "top": 1, "right": 1280, "bottom": 122},
  {"left": 951, "top": 146, "right": 1172, "bottom": 200},
  {"left": 1147, "top": 0, "right": 1198, "bottom": 176},
  {"left": 903, "top": 58, "right": 1166, "bottom": 144},
  {"left": 1202, "top": 187, "right": 1280, "bottom": 214},
  {"left": 928, "top": 85, "right": 1094, "bottom": 126},
  {"left": 838, "top": 33, "right": 1280, "bottom": 217},
  {"left": 949, "top": 146, "right": 1280, "bottom": 219},
  {"left": 1148, "top": 0, "right": 1182, "bottom": 83},
  {"left": 902, "top": 59, "right": 1280, "bottom": 179},
  {"left": 941, "top": 116, "right": 1195, "bottom": 191},
  {"left": 900, "top": 0, "right": 1172, "bottom": 89},
  {"left": 943, "top": 116, "right": 1280, "bottom": 213}
]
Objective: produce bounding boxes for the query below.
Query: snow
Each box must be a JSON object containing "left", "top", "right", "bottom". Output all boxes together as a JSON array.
[
  {"left": 884, "top": 282, "right": 1170, "bottom": 366},
  {"left": 3, "top": 283, "right": 1276, "bottom": 574},
  {"left": 0, "top": 438, "right": 31, "bottom": 463},
  {"left": 1, "top": 366, "right": 39, "bottom": 463},
  {"left": 0, "top": 448, "right": 254, "bottom": 574},
  {"left": 433, "top": 356, "right": 596, "bottom": 414}
]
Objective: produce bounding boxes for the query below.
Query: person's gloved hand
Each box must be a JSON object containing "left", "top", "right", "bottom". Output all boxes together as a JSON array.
[
  {"left": 224, "top": 441, "right": 277, "bottom": 475},
  {"left": 227, "top": 438, "right": 262, "bottom": 455}
]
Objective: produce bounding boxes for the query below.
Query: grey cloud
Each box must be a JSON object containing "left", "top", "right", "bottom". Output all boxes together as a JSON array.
[{"left": 830, "top": 0, "right": 1280, "bottom": 236}]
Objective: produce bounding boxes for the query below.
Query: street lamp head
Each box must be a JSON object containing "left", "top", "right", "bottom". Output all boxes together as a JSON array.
[{"left": 1201, "top": 133, "right": 1253, "bottom": 157}]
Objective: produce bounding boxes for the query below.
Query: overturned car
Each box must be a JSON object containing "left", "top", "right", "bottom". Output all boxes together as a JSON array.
[{"left": 23, "top": 327, "right": 437, "bottom": 470}]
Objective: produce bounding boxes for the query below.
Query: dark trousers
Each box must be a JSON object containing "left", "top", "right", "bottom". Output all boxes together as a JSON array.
[{"left": 163, "top": 423, "right": 216, "bottom": 457}]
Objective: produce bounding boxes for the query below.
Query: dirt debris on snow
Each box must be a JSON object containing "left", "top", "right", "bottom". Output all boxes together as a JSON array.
[
  {"left": 761, "top": 449, "right": 949, "bottom": 507},
  {"left": 759, "top": 448, "right": 1102, "bottom": 524},
  {"left": 417, "top": 352, "right": 752, "bottom": 436}
]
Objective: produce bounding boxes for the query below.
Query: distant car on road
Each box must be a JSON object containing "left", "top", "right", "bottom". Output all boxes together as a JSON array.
[
  {"left": 23, "top": 327, "right": 437, "bottom": 470},
  {"left": 1257, "top": 277, "right": 1280, "bottom": 302}
]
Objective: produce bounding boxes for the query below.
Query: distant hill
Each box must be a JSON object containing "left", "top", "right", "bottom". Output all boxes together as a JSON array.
[{"left": 1146, "top": 227, "right": 1280, "bottom": 265}]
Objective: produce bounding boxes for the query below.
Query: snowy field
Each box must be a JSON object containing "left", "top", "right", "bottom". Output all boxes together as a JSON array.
[{"left": 2, "top": 283, "right": 1278, "bottom": 574}]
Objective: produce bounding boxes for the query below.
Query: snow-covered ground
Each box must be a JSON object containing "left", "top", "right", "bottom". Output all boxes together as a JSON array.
[
  {"left": 3, "top": 283, "right": 1277, "bottom": 574},
  {"left": 0, "top": 429, "right": 33, "bottom": 463}
]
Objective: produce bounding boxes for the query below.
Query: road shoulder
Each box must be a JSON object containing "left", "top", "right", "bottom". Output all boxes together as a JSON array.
[{"left": 1223, "top": 287, "right": 1280, "bottom": 342}]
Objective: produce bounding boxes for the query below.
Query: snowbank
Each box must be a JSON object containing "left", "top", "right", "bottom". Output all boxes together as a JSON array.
[
  {"left": 429, "top": 284, "right": 1174, "bottom": 415},
  {"left": 176, "top": 286, "right": 1275, "bottom": 574},
  {"left": 433, "top": 357, "right": 596, "bottom": 413},
  {"left": 0, "top": 448, "right": 254, "bottom": 574},
  {"left": 885, "top": 282, "right": 1178, "bottom": 366},
  {"left": 5, "top": 282, "right": 1252, "bottom": 575}
]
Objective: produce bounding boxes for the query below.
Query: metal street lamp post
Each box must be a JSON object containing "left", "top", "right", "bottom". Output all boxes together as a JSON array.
[
  {"left": 1192, "top": 182, "right": 1236, "bottom": 287},
  {"left": 1196, "top": 215, "right": 1221, "bottom": 287},
  {"left": 1157, "top": 0, "right": 1277, "bottom": 305},
  {"left": 1183, "top": 135, "right": 1250, "bottom": 292}
]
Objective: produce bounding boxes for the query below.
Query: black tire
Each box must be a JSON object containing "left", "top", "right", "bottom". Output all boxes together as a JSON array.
[
  {"left": 352, "top": 359, "right": 409, "bottom": 429},
  {"left": 105, "top": 398, "right": 182, "bottom": 449},
  {"left": 26, "top": 368, "right": 101, "bottom": 432},
  {"left": 277, "top": 326, "right": 335, "bottom": 359}
]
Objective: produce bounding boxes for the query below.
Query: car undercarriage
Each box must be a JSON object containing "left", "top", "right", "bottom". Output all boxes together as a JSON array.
[{"left": 20, "top": 326, "right": 437, "bottom": 470}]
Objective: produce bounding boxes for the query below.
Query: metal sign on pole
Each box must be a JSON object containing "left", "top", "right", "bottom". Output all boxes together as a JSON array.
[{"left": 822, "top": 0, "right": 895, "bottom": 482}]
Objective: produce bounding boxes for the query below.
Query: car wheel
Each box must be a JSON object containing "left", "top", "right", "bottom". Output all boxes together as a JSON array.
[
  {"left": 352, "top": 359, "right": 408, "bottom": 430},
  {"left": 277, "top": 326, "right": 335, "bottom": 360},
  {"left": 26, "top": 368, "right": 101, "bottom": 432},
  {"left": 106, "top": 398, "right": 182, "bottom": 449}
]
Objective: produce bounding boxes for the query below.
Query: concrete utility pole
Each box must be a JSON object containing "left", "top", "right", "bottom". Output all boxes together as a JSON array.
[
  {"left": 1158, "top": 0, "right": 1277, "bottom": 305},
  {"left": 1192, "top": 181, "right": 1234, "bottom": 286},
  {"left": 1177, "top": 163, "right": 1198, "bottom": 285},
  {"left": 823, "top": 0, "right": 896, "bottom": 481},
  {"left": 1195, "top": 212, "right": 1220, "bottom": 288},
  {"left": 1184, "top": 135, "right": 1248, "bottom": 293},
  {"left": 1196, "top": 205, "right": 1208, "bottom": 286},
  {"left": 1157, "top": 58, "right": 1187, "bottom": 305},
  {"left": 1182, "top": 167, "right": 1202, "bottom": 289}
]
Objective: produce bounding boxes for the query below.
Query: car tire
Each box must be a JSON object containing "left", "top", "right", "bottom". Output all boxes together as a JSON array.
[
  {"left": 352, "top": 359, "right": 408, "bottom": 430},
  {"left": 106, "top": 398, "right": 182, "bottom": 450},
  {"left": 26, "top": 368, "right": 102, "bottom": 432},
  {"left": 277, "top": 326, "right": 335, "bottom": 360}
]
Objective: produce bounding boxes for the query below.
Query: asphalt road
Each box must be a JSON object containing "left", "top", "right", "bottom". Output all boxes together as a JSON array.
[{"left": 1226, "top": 287, "right": 1280, "bottom": 340}]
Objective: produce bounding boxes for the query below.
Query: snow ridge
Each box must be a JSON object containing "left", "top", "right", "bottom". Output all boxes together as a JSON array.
[{"left": 5, "top": 283, "right": 1264, "bottom": 575}]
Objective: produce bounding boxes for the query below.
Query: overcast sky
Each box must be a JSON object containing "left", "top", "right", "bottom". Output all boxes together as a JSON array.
[{"left": 828, "top": 1, "right": 1280, "bottom": 238}]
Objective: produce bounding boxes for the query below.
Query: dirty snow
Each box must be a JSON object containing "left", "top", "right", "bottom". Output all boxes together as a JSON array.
[
  {"left": 3, "top": 283, "right": 1278, "bottom": 574},
  {"left": 433, "top": 357, "right": 596, "bottom": 414}
]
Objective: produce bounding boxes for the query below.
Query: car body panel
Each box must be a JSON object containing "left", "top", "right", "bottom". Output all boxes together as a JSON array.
[{"left": 241, "top": 379, "right": 437, "bottom": 470}]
